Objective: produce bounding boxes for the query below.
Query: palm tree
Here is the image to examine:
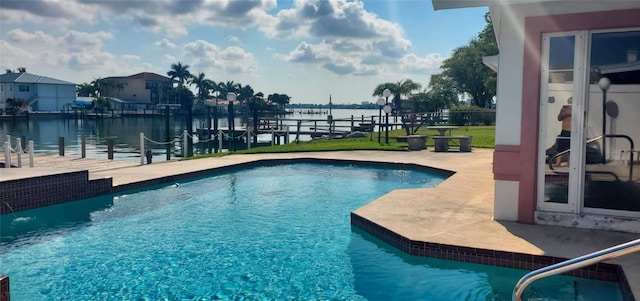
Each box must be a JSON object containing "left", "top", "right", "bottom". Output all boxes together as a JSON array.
[
  {"left": 167, "top": 62, "right": 193, "bottom": 156},
  {"left": 396, "top": 79, "right": 422, "bottom": 112},
  {"left": 90, "top": 78, "right": 104, "bottom": 96},
  {"left": 77, "top": 83, "right": 95, "bottom": 97},
  {"left": 92, "top": 96, "right": 112, "bottom": 116},
  {"left": 372, "top": 82, "right": 399, "bottom": 102},
  {"left": 219, "top": 81, "right": 240, "bottom": 98},
  {"left": 238, "top": 84, "right": 254, "bottom": 102},
  {"left": 267, "top": 93, "right": 290, "bottom": 112},
  {"left": 4, "top": 67, "right": 26, "bottom": 73},
  {"left": 190, "top": 72, "right": 214, "bottom": 105}
]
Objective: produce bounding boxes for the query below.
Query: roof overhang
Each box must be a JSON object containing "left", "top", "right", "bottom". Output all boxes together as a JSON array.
[
  {"left": 432, "top": 0, "right": 559, "bottom": 10},
  {"left": 482, "top": 55, "right": 499, "bottom": 72},
  {"left": 432, "top": 0, "right": 491, "bottom": 10}
]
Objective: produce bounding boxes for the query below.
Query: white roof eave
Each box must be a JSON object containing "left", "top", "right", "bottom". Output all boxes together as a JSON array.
[
  {"left": 482, "top": 55, "right": 499, "bottom": 72},
  {"left": 432, "top": 0, "right": 558, "bottom": 11}
]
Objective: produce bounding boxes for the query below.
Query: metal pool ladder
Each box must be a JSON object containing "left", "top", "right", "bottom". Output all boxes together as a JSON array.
[{"left": 513, "top": 238, "right": 640, "bottom": 301}]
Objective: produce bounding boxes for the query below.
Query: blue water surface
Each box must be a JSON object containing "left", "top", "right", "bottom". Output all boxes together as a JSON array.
[{"left": 0, "top": 163, "right": 623, "bottom": 300}]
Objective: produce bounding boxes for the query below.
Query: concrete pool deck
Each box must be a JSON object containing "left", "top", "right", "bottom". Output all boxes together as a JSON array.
[{"left": 1, "top": 149, "right": 639, "bottom": 298}]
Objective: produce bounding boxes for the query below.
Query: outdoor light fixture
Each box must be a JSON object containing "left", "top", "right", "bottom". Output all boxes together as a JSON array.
[
  {"left": 598, "top": 77, "right": 611, "bottom": 163},
  {"left": 382, "top": 88, "right": 393, "bottom": 144},
  {"left": 376, "top": 96, "right": 385, "bottom": 143},
  {"left": 227, "top": 92, "right": 237, "bottom": 102},
  {"left": 227, "top": 92, "right": 237, "bottom": 151}
]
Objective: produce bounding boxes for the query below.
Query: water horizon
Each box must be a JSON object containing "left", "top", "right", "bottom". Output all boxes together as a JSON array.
[{"left": 1, "top": 108, "right": 379, "bottom": 162}]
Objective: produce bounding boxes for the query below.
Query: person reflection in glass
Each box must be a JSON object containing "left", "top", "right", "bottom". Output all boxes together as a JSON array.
[{"left": 554, "top": 97, "right": 572, "bottom": 167}]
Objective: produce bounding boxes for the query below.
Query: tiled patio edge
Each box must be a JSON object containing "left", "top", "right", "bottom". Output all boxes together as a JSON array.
[{"left": 350, "top": 212, "right": 631, "bottom": 292}]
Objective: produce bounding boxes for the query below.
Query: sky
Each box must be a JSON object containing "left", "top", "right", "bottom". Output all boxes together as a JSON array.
[{"left": 0, "top": 0, "right": 488, "bottom": 104}]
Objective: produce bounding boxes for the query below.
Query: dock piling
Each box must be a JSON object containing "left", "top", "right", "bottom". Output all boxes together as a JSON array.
[
  {"left": 81, "top": 134, "right": 86, "bottom": 158},
  {"left": 107, "top": 139, "right": 114, "bottom": 160},
  {"left": 58, "top": 137, "right": 65, "bottom": 156}
]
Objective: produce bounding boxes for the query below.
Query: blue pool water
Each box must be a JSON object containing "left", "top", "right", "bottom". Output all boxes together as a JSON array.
[{"left": 0, "top": 163, "right": 624, "bottom": 300}]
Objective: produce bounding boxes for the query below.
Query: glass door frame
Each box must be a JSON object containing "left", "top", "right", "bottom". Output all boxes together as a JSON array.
[{"left": 537, "top": 31, "right": 589, "bottom": 214}]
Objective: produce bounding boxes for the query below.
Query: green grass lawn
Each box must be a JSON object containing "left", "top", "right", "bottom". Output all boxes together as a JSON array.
[{"left": 191, "top": 125, "right": 495, "bottom": 159}]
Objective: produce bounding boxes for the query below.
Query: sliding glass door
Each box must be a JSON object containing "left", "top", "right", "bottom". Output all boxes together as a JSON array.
[{"left": 582, "top": 29, "right": 640, "bottom": 216}]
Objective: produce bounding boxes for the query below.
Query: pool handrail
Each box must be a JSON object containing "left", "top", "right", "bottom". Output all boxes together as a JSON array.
[{"left": 513, "top": 238, "right": 640, "bottom": 301}]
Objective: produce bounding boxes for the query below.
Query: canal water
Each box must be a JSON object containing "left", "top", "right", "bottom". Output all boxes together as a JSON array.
[{"left": 0, "top": 109, "right": 378, "bottom": 162}]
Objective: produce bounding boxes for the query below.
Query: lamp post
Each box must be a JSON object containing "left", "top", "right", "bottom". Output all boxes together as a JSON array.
[
  {"left": 376, "top": 96, "right": 385, "bottom": 143},
  {"left": 204, "top": 99, "right": 217, "bottom": 154},
  {"left": 156, "top": 103, "right": 180, "bottom": 160},
  {"left": 383, "top": 88, "right": 393, "bottom": 144},
  {"left": 598, "top": 77, "right": 611, "bottom": 164},
  {"left": 328, "top": 94, "right": 334, "bottom": 138},
  {"left": 227, "top": 92, "right": 237, "bottom": 151}
]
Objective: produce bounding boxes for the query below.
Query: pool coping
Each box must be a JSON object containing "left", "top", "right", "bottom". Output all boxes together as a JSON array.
[{"left": 1, "top": 150, "right": 637, "bottom": 300}]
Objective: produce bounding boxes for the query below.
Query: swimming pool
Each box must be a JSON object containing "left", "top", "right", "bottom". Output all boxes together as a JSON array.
[{"left": 0, "top": 163, "right": 624, "bottom": 300}]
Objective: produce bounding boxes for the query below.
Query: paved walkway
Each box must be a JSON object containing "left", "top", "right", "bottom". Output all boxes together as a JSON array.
[{"left": 1, "top": 149, "right": 638, "bottom": 297}]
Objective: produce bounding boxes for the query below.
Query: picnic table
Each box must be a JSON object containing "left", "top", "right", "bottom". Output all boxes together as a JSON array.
[
  {"left": 425, "top": 126, "right": 472, "bottom": 152},
  {"left": 426, "top": 126, "right": 459, "bottom": 136}
]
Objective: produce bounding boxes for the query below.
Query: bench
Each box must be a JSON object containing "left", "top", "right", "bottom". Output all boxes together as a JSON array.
[
  {"left": 432, "top": 136, "right": 472, "bottom": 152},
  {"left": 396, "top": 135, "right": 429, "bottom": 151}
]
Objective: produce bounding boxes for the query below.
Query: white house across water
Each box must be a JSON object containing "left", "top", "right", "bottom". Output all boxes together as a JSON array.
[
  {"left": 0, "top": 72, "right": 76, "bottom": 112},
  {"left": 433, "top": 0, "right": 640, "bottom": 232}
]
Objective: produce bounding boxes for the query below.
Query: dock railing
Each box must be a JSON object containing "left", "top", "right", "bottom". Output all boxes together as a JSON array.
[{"left": 2, "top": 135, "right": 35, "bottom": 168}]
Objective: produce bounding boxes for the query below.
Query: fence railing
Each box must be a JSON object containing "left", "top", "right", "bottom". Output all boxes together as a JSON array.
[{"left": 2, "top": 135, "right": 35, "bottom": 168}]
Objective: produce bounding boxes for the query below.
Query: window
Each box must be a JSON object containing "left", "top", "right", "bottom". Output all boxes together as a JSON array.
[
  {"left": 590, "top": 30, "right": 640, "bottom": 84},
  {"left": 18, "top": 85, "right": 30, "bottom": 92}
]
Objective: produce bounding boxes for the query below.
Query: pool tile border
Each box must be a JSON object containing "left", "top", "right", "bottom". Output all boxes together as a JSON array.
[
  {"left": 351, "top": 213, "right": 634, "bottom": 300},
  {"left": 0, "top": 170, "right": 112, "bottom": 214},
  {"left": 1, "top": 158, "right": 454, "bottom": 215},
  {"left": 0, "top": 275, "right": 8, "bottom": 301}
]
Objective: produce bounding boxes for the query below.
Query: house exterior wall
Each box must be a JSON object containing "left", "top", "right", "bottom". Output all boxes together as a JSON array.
[
  {"left": 36, "top": 84, "right": 76, "bottom": 111},
  {"left": 491, "top": 2, "right": 640, "bottom": 225},
  {"left": 103, "top": 78, "right": 151, "bottom": 103},
  {"left": 0, "top": 84, "right": 6, "bottom": 110},
  {"left": 2, "top": 83, "right": 37, "bottom": 103}
]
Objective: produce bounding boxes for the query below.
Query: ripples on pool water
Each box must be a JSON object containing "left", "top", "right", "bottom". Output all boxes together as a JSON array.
[{"left": 0, "top": 163, "right": 624, "bottom": 300}]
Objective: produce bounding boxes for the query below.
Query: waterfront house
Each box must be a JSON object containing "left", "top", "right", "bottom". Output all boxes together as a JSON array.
[
  {"left": 100, "top": 72, "right": 175, "bottom": 111},
  {"left": 432, "top": 0, "right": 640, "bottom": 232},
  {"left": 0, "top": 71, "right": 76, "bottom": 113}
]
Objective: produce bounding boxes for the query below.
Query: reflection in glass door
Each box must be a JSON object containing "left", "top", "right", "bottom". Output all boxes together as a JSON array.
[
  {"left": 538, "top": 34, "right": 579, "bottom": 212},
  {"left": 583, "top": 30, "right": 640, "bottom": 216}
]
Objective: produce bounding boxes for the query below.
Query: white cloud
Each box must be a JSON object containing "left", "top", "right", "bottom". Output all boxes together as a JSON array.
[
  {"left": 227, "top": 35, "right": 240, "bottom": 43},
  {"left": 7, "top": 29, "right": 56, "bottom": 44},
  {"left": 0, "top": 29, "right": 149, "bottom": 82},
  {"left": 400, "top": 53, "right": 446, "bottom": 74},
  {"left": 0, "top": 0, "right": 95, "bottom": 26},
  {"left": 282, "top": 42, "right": 325, "bottom": 63},
  {"left": 1, "top": 0, "right": 277, "bottom": 37},
  {"left": 122, "top": 55, "right": 140, "bottom": 61},
  {"left": 183, "top": 40, "right": 257, "bottom": 74},
  {"left": 267, "top": 0, "right": 414, "bottom": 77},
  {"left": 154, "top": 38, "right": 177, "bottom": 49}
]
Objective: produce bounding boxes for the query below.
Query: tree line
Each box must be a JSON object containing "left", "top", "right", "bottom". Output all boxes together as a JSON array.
[
  {"left": 76, "top": 63, "right": 291, "bottom": 114},
  {"left": 372, "top": 12, "right": 498, "bottom": 113}
]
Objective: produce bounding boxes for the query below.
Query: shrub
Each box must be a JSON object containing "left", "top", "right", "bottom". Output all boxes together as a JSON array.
[{"left": 449, "top": 106, "right": 495, "bottom": 126}]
